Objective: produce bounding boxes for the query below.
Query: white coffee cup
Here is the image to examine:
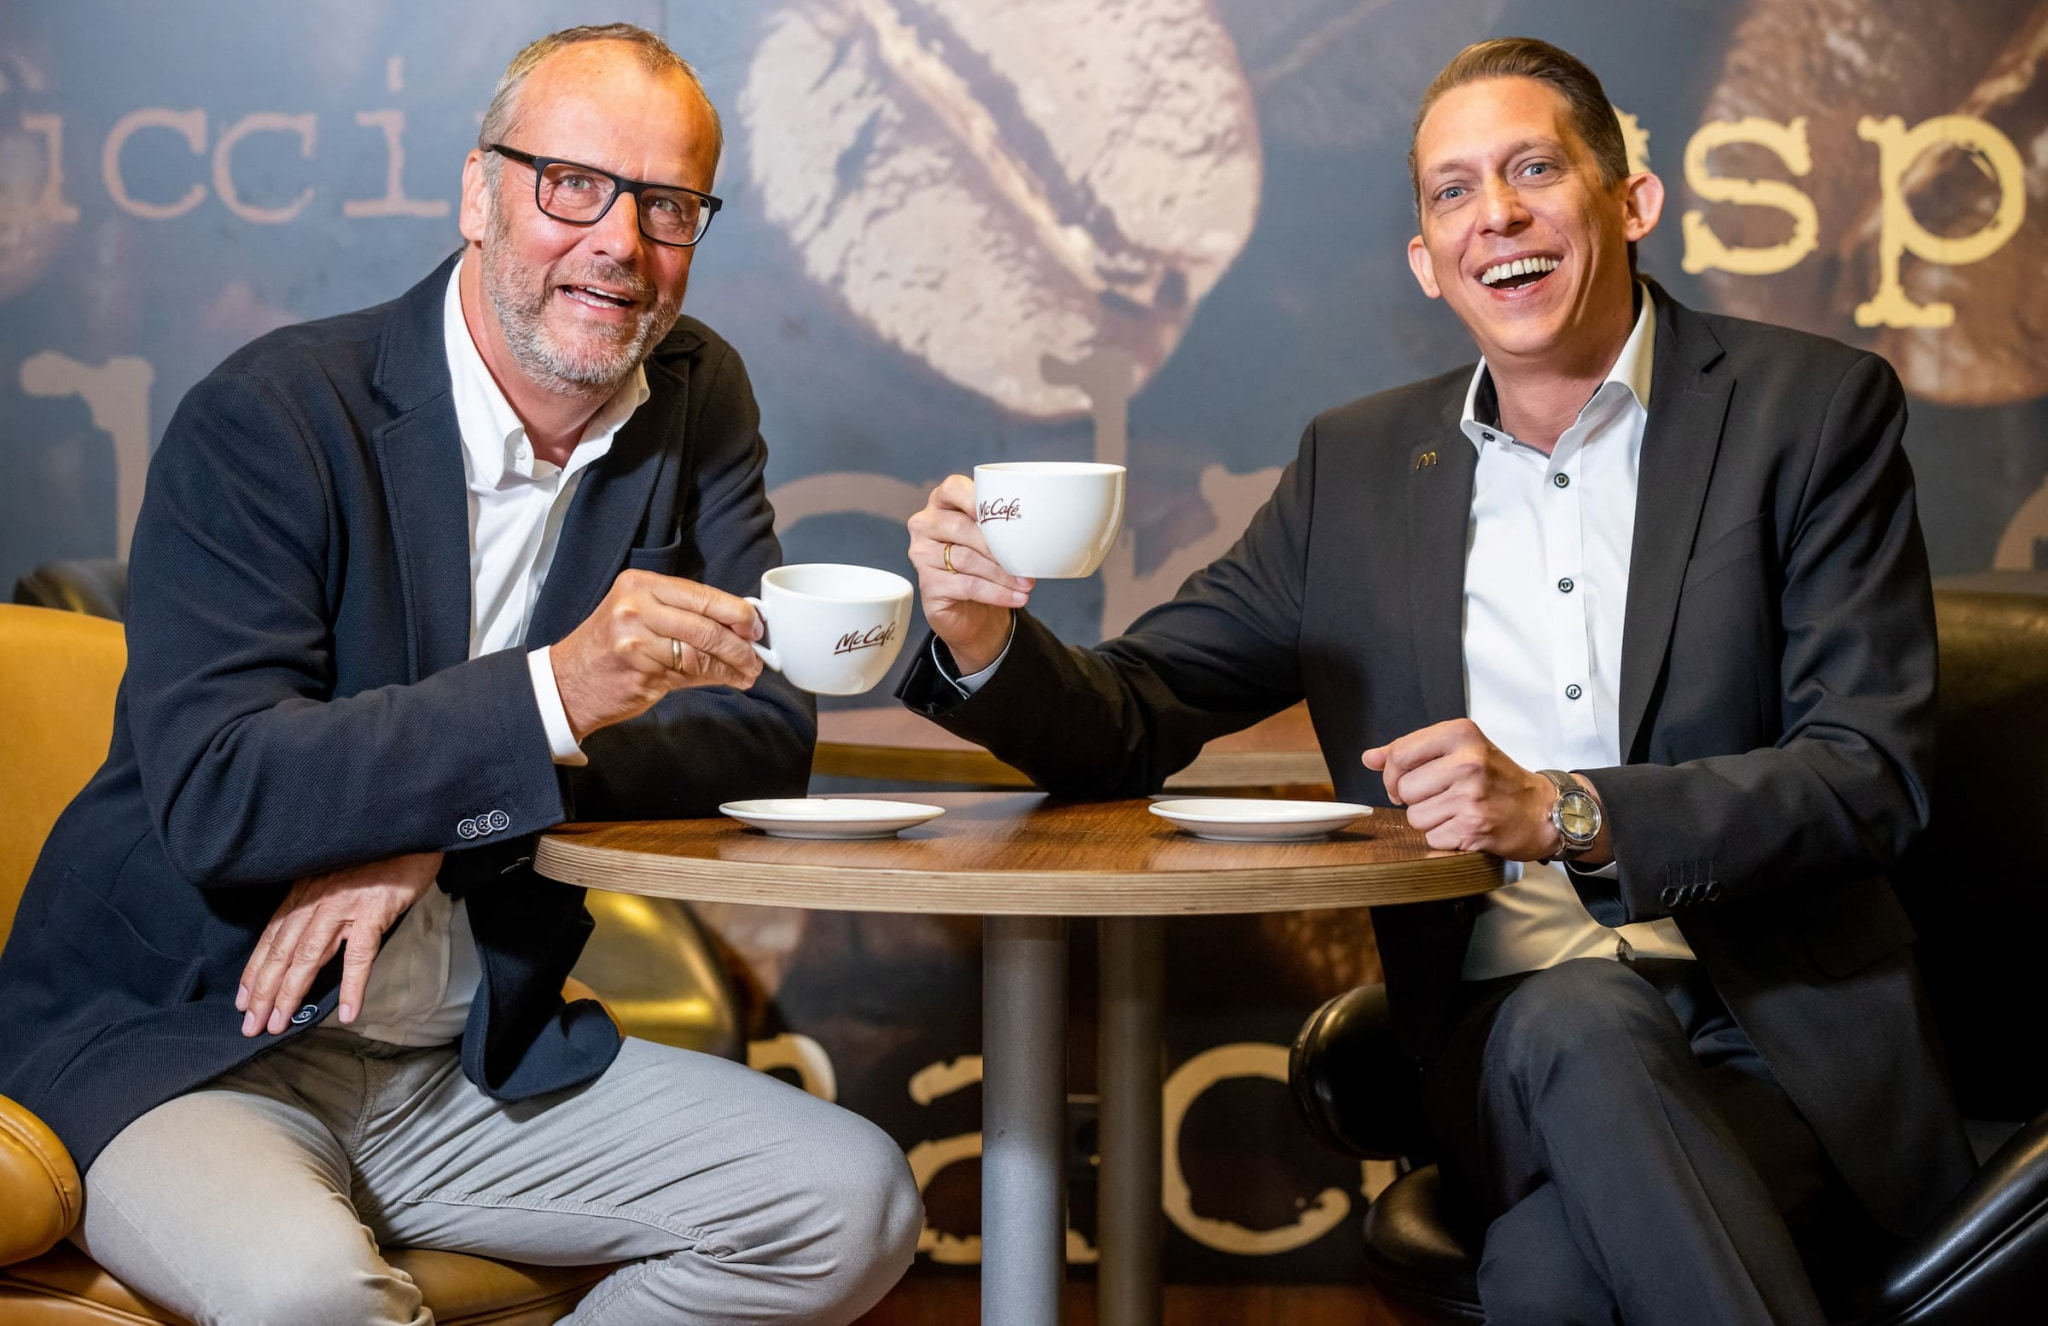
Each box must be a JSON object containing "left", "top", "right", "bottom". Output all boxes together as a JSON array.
[
  {"left": 744, "top": 564, "right": 914, "bottom": 695},
  {"left": 971, "top": 461, "right": 1126, "bottom": 578}
]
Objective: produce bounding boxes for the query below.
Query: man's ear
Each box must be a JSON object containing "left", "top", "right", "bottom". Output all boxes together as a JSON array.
[
  {"left": 1407, "top": 234, "right": 1443, "bottom": 300},
  {"left": 1622, "top": 170, "right": 1665, "bottom": 244},
  {"left": 459, "top": 150, "right": 491, "bottom": 246}
]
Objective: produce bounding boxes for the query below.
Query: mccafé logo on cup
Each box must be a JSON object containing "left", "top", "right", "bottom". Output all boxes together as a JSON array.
[
  {"left": 832, "top": 622, "right": 901, "bottom": 656},
  {"left": 972, "top": 462, "right": 1125, "bottom": 579},
  {"left": 745, "top": 564, "right": 913, "bottom": 695}
]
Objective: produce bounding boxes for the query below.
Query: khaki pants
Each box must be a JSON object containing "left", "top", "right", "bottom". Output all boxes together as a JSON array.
[{"left": 76, "top": 1029, "right": 921, "bottom": 1325}]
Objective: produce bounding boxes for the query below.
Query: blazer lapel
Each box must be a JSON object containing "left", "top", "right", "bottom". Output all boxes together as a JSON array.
[
  {"left": 1618, "top": 291, "right": 1732, "bottom": 759},
  {"left": 528, "top": 355, "right": 689, "bottom": 646},
  {"left": 1407, "top": 390, "right": 1476, "bottom": 725},
  {"left": 371, "top": 254, "right": 471, "bottom": 681}
]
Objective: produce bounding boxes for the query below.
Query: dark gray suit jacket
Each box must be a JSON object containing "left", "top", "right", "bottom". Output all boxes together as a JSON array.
[
  {"left": 899, "top": 284, "right": 1975, "bottom": 1238},
  {"left": 0, "top": 254, "right": 813, "bottom": 1170}
]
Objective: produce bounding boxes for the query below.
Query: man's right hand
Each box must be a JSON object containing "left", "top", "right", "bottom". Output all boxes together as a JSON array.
[
  {"left": 907, "top": 475, "right": 1033, "bottom": 675},
  {"left": 237, "top": 851, "right": 443, "bottom": 1035},
  {"left": 552, "top": 570, "right": 765, "bottom": 740}
]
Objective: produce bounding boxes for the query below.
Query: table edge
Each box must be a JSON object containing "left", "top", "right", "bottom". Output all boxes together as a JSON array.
[{"left": 533, "top": 833, "right": 1503, "bottom": 916}]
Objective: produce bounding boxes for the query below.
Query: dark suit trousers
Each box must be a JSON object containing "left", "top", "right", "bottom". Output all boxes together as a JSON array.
[{"left": 1420, "top": 957, "right": 1876, "bottom": 1325}]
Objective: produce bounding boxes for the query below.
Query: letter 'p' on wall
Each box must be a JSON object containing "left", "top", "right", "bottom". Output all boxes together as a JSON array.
[{"left": 1854, "top": 115, "right": 2027, "bottom": 330}]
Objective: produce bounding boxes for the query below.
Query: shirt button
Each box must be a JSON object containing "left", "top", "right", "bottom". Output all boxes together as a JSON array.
[
  {"left": 1553, "top": 473, "right": 1571, "bottom": 489},
  {"left": 1565, "top": 683, "right": 1584, "bottom": 700},
  {"left": 1482, "top": 431, "right": 1495, "bottom": 442},
  {"left": 1557, "top": 577, "right": 1575, "bottom": 593}
]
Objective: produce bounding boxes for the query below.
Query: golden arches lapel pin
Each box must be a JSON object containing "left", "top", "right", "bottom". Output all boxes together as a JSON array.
[{"left": 1414, "top": 450, "right": 1439, "bottom": 470}]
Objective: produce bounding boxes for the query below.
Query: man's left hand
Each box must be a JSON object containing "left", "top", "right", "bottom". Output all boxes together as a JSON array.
[
  {"left": 236, "top": 851, "right": 444, "bottom": 1037},
  {"left": 1363, "top": 719, "right": 1567, "bottom": 860}
]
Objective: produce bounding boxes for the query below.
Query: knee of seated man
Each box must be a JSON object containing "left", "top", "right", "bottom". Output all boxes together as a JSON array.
[
  {"left": 199, "top": 1245, "right": 423, "bottom": 1326},
  {"left": 747, "top": 1106, "right": 922, "bottom": 1319},
  {"left": 808, "top": 1107, "right": 922, "bottom": 1270},
  {"left": 1478, "top": 1193, "right": 1616, "bottom": 1325},
  {"left": 1490, "top": 959, "right": 1676, "bottom": 1080}
]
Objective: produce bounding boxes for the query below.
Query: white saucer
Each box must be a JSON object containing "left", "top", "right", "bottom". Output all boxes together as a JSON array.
[
  {"left": 719, "top": 798, "right": 945, "bottom": 839},
  {"left": 1148, "top": 798, "right": 1372, "bottom": 842}
]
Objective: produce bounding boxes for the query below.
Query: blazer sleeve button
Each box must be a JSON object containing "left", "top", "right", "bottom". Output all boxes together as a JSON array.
[
  {"left": 487, "top": 810, "right": 510, "bottom": 833},
  {"left": 289, "top": 1004, "right": 319, "bottom": 1026},
  {"left": 1660, "top": 886, "right": 1682, "bottom": 909},
  {"left": 457, "top": 818, "right": 479, "bottom": 840}
]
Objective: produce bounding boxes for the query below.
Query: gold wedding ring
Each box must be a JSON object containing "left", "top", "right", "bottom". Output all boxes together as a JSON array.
[
  {"left": 670, "top": 636, "right": 682, "bottom": 671},
  {"left": 942, "top": 542, "right": 956, "bottom": 575}
]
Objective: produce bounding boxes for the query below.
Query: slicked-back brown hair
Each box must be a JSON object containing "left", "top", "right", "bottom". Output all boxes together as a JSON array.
[{"left": 1407, "top": 37, "right": 1628, "bottom": 211}]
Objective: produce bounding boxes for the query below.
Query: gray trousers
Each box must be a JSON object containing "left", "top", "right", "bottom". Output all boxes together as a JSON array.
[
  {"left": 1422, "top": 957, "right": 1873, "bottom": 1326},
  {"left": 75, "top": 1029, "right": 922, "bottom": 1326}
]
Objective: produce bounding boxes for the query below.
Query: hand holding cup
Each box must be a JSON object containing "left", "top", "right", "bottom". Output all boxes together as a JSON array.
[
  {"left": 909, "top": 462, "right": 1127, "bottom": 676},
  {"left": 908, "top": 474, "right": 1034, "bottom": 675},
  {"left": 552, "top": 570, "right": 766, "bottom": 741}
]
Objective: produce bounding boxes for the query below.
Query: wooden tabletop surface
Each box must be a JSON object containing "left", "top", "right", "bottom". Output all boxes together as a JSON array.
[
  {"left": 813, "top": 702, "right": 1331, "bottom": 790},
  {"left": 534, "top": 792, "right": 1501, "bottom": 916}
]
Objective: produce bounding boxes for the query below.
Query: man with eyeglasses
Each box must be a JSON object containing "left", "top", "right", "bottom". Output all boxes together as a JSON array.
[{"left": 0, "top": 23, "right": 920, "bottom": 1325}]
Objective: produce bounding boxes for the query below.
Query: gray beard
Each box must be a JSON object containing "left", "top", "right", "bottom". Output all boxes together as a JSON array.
[{"left": 480, "top": 207, "right": 682, "bottom": 393}]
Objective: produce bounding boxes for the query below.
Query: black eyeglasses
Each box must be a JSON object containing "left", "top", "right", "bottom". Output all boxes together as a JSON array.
[{"left": 487, "top": 144, "right": 721, "bottom": 248}]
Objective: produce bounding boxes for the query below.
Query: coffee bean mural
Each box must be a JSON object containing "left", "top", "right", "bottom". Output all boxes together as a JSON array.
[{"left": 741, "top": 0, "right": 1261, "bottom": 418}]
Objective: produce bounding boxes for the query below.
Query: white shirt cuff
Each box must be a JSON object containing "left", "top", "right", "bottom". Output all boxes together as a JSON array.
[
  {"left": 527, "top": 646, "right": 589, "bottom": 766},
  {"left": 1567, "top": 859, "right": 1620, "bottom": 880},
  {"left": 938, "top": 625, "right": 1013, "bottom": 697}
]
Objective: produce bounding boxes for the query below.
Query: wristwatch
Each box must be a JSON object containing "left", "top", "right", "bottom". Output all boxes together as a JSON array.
[{"left": 1538, "top": 769, "right": 1601, "bottom": 861}]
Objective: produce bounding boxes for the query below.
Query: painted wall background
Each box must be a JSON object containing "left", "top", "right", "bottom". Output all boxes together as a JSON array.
[{"left": 2, "top": 0, "right": 2040, "bottom": 1282}]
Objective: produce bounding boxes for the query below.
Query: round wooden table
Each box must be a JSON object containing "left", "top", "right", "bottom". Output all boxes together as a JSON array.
[
  {"left": 813, "top": 702, "right": 1332, "bottom": 791},
  {"left": 536, "top": 793, "right": 1500, "bottom": 1326}
]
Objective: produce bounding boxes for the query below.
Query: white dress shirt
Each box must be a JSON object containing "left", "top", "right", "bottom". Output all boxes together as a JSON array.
[
  {"left": 344, "top": 261, "right": 649, "bottom": 1046},
  {"left": 1458, "top": 286, "right": 1693, "bottom": 979}
]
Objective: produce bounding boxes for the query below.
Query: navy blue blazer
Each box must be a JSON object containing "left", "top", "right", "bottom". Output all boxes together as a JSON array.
[
  {"left": 899, "top": 284, "right": 1976, "bottom": 1238},
  {"left": 0, "top": 254, "right": 814, "bottom": 1170}
]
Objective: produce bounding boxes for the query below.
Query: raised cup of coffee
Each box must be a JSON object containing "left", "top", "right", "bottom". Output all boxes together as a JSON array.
[
  {"left": 972, "top": 461, "right": 1126, "bottom": 578},
  {"left": 745, "top": 564, "right": 913, "bottom": 695}
]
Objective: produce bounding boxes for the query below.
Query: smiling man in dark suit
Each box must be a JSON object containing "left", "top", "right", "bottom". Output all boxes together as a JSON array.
[
  {"left": 0, "top": 23, "right": 919, "bottom": 1326},
  {"left": 898, "top": 36, "right": 1973, "bottom": 1324}
]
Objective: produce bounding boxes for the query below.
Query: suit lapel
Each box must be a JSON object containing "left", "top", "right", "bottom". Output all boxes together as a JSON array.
[
  {"left": 371, "top": 254, "right": 471, "bottom": 681},
  {"left": 1407, "top": 389, "right": 1475, "bottom": 725},
  {"left": 374, "top": 406, "right": 473, "bottom": 680},
  {"left": 1618, "top": 291, "right": 1732, "bottom": 758},
  {"left": 528, "top": 355, "right": 688, "bottom": 646}
]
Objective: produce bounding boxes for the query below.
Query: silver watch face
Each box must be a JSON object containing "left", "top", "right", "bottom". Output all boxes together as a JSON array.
[{"left": 1555, "top": 790, "right": 1599, "bottom": 844}]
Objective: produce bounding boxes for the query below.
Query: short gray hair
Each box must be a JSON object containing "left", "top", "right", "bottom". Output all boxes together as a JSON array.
[{"left": 478, "top": 24, "right": 723, "bottom": 174}]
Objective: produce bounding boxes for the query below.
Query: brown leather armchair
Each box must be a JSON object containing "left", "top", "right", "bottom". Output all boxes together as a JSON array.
[
  {"left": 0, "top": 603, "right": 614, "bottom": 1324},
  {"left": 1288, "top": 576, "right": 2048, "bottom": 1324}
]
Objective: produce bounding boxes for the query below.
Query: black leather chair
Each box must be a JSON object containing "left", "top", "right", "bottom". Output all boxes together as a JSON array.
[{"left": 1290, "top": 576, "right": 2048, "bottom": 1324}]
